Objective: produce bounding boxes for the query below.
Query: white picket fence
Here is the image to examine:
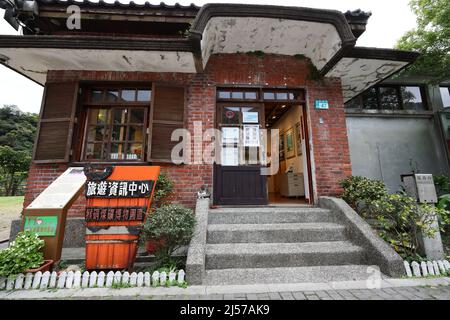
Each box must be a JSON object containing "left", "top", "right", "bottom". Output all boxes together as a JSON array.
[
  {"left": 0, "top": 269, "right": 185, "bottom": 291},
  {"left": 403, "top": 260, "right": 450, "bottom": 278}
]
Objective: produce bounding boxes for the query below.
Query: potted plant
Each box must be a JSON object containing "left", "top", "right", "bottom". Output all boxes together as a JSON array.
[
  {"left": 142, "top": 204, "right": 195, "bottom": 265},
  {"left": 0, "top": 231, "right": 53, "bottom": 279},
  {"left": 144, "top": 172, "right": 174, "bottom": 254}
]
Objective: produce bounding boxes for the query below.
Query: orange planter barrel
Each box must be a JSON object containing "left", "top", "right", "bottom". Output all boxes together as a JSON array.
[{"left": 84, "top": 166, "right": 160, "bottom": 270}]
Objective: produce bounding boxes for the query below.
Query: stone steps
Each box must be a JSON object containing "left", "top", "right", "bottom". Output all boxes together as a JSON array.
[
  {"left": 207, "top": 222, "right": 347, "bottom": 244},
  {"left": 208, "top": 207, "right": 335, "bottom": 225},
  {"left": 205, "top": 241, "right": 365, "bottom": 269},
  {"left": 204, "top": 265, "right": 383, "bottom": 285}
]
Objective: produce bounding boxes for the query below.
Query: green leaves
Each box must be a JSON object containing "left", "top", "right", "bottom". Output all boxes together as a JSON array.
[
  {"left": 0, "top": 231, "right": 45, "bottom": 277},
  {"left": 341, "top": 175, "right": 450, "bottom": 261},
  {"left": 142, "top": 204, "right": 195, "bottom": 267},
  {"left": 396, "top": 0, "right": 450, "bottom": 83}
]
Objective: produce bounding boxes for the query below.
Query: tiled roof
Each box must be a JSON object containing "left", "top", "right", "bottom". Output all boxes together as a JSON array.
[{"left": 36, "top": 0, "right": 201, "bottom": 10}]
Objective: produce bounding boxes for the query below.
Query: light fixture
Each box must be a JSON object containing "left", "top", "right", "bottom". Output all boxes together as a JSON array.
[
  {"left": 272, "top": 116, "right": 277, "bottom": 119},
  {"left": 281, "top": 105, "right": 286, "bottom": 109}
]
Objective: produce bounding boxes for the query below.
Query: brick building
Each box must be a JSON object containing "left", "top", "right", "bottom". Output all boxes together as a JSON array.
[{"left": 1, "top": 1, "right": 435, "bottom": 215}]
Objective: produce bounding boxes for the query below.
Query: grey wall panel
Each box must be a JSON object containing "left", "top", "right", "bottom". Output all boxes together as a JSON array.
[{"left": 346, "top": 116, "right": 449, "bottom": 192}]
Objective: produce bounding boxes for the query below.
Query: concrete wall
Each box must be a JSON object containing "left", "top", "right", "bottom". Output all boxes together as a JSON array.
[{"left": 346, "top": 115, "right": 449, "bottom": 192}]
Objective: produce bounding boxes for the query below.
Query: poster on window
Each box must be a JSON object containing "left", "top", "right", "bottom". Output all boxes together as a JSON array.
[
  {"left": 243, "top": 125, "right": 260, "bottom": 147},
  {"left": 242, "top": 112, "right": 259, "bottom": 123},
  {"left": 222, "top": 127, "right": 240, "bottom": 144},
  {"left": 221, "top": 147, "right": 239, "bottom": 166}
]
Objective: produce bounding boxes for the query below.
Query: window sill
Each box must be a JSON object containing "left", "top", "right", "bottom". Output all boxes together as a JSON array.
[{"left": 345, "top": 109, "right": 434, "bottom": 118}]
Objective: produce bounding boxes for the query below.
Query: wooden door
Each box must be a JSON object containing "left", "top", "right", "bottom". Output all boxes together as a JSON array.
[{"left": 214, "top": 103, "right": 268, "bottom": 205}]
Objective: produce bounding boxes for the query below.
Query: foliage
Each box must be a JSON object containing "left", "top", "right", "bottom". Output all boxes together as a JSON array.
[
  {"left": 0, "top": 145, "right": 31, "bottom": 196},
  {"left": 0, "top": 105, "right": 37, "bottom": 196},
  {"left": 340, "top": 176, "right": 388, "bottom": 216},
  {"left": 245, "top": 50, "right": 265, "bottom": 58},
  {"left": 0, "top": 105, "right": 38, "bottom": 152},
  {"left": 143, "top": 204, "right": 195, "bottom": 266},
  {"left": 0, "top": 231, "right": 44, "bottom": 277},
  {"left": 341, "top": 176, "right": 450, "bottom": 261},
  {"left": 152, "top": 172, "right": 174, "bottom": 207},
  {"left": 396, "top": 0, "right": 450, "bottom": 82},
  {"left": 371, "top": 192, "right": 449, "bottom": 260},
  {"left": 433, "top": 175, "right": 450, "bottom": 196}
]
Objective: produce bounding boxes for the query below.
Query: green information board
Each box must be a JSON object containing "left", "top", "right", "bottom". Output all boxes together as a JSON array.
[{"left": 24, "top": 216, "right": 58, "bottom": 236}]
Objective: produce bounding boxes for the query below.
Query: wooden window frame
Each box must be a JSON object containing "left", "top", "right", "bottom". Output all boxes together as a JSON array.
[
  {"left": 80, "top": 85, "right": 151, "bottom": 163},
  {"left": 217, "top": 86, "right": 306, "bottom": 104}
]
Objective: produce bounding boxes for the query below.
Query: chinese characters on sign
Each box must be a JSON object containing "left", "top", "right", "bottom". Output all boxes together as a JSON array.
[
  {"left": 85, "top": 180, "right": 154, "bottom": 198},
  {"left": 415, "top": 174, "right": 438, "bottom": 204},
  {"left": 24, "top": 216, "right": 58, "bottom": 236},
  {"left": 85, "top": 206, "right": 147, "bottom": 222}
]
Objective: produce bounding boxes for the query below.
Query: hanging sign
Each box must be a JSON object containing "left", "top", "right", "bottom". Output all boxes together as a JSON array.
[
  {"left": 242, "top": 111, "right": 259, "bottom": 123},
  {"left": 244, "top": 125, "right": 260, "bottom": 147},
  {"left": 315, "top": 100, "right": 329, "bottom": 110},
  {"left": 24, "top": 216, "right": 58, "bottom": 236},
  {"left": 85, "top": 180, "right": 153, "bottom": 198}
]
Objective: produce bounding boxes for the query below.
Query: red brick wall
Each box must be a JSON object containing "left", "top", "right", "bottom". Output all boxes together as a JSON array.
[{"left": 24, "top": 53, "right": 351, "bottom": 215}]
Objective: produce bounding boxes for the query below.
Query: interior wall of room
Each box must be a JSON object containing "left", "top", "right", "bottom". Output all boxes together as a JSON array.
[{"left": 268, "top": 105, "right": 303, "bottom": 193}]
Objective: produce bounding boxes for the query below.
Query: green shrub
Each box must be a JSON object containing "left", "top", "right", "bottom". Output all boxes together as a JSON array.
[
  {"left": 433, "top": 175, "right": 450, "bottom": 196},
  {"left": 143, "top": 204, "right": 195, "bottom": 266},
  {"left": 153, "top": 172, "right": 174, "bottom": 207},
  {"left": 371, "top": 192, "right": 449, "bottom": 261},
  {"left": 340, "top": 176, "right": 388, "bottom": 216},
  {"left": 0, "top": 231, "right": 44, "bottom": 277}
]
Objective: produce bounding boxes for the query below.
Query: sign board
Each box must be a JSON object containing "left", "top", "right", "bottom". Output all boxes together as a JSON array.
[
  {"left": 315, "top": 100, "right": 329, "bottom": 110},
  {"left": 415, "top": 174, "right": 438, "bottom": 204},
  {"left": 24, "top": 216, "right": 58, "bottom": 236},
  {"left": 85, "top": 180, "right": 153, "bottom": 198},
  {"left": 85, "top": 166, "right": 160, "bottom": 270},
  {"left": 27, "top": 167, "right": 86, "bottom": 209},
  {"left": 401, "top": 174, "right": 438, "bottom": 204},
  {"left": 85, "top": 206, "right": 147, "bottom": 222},
  {"left": 242, "top": 112, "right": 259, "bottom": 123}
]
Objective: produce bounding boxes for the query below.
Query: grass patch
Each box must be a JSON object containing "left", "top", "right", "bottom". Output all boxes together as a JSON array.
[{"left": 0, "top": 196, "right": 24, "bottom": 214}]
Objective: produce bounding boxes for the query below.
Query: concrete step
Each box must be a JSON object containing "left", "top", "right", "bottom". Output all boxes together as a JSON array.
[
  {"left": 207, "top": 223, "right": 347, "bottom": 244},
  {"left": 208, "top": 208, "right": 335, "bottom": 225},
  {"left": 204, "top": 265, "right": 385, "bottom": 285},
  {"left": 205, "top": 241, "right": 365, "bottom": 269}
]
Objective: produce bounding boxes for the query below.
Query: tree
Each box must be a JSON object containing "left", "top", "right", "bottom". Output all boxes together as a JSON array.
[
  {"left": 0, "top": 105, "right": 38, "bottom": 152},
  {"left": 396, "top": 0, "right": 450, "bottom": 82},
  {"left": 0, "top": 146, "right": 31, "bottom": 196}
]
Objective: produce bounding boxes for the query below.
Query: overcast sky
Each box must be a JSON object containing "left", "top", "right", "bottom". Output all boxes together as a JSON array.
[{"left": 0, "top": 0, "right": 417, "bottom": 114}]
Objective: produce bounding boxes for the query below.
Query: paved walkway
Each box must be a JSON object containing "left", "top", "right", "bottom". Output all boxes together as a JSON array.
[{"left": 1, "top": 277, "right": 449, "bottom": 300}]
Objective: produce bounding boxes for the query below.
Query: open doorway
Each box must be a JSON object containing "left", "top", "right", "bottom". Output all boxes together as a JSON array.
[{"left": 265, "top": 103, "right": 310, "bottom": 204}]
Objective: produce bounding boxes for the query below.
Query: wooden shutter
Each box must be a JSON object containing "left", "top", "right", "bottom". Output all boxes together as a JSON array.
[
  {"left": 148, "top": 85, "right": 186, "bottom": 162},
  {"left": 33, "top": 82, "right": 79, "bottom": 163}
]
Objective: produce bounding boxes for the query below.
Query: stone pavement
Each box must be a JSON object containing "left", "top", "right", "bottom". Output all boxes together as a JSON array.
[{"left": 0, "top": 277, "right": 449, "bottom": 300}]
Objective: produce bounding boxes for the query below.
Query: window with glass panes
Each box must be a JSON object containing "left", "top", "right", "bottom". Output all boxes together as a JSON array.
[
  {"left": 440, "top": 87, "right": 450, "bottom": 108},
  {"left": 83, "top": 87, "right": 151, "bottom": 161},
  {"left": 345, "top": 85, "right": 427, "bottom": 111}
]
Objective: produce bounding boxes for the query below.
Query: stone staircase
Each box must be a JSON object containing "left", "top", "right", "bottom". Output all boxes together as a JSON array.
[{"left": 203, "top": 206, "right": 383, "bottom": 285}]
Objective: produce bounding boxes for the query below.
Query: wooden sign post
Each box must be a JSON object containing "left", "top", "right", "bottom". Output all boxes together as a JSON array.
[
  {"left": 22, "top": 167, "right": 87, "bottom": 261},
  {"left": 84, "top": 166, "right": 160, "bottom": 270}
]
